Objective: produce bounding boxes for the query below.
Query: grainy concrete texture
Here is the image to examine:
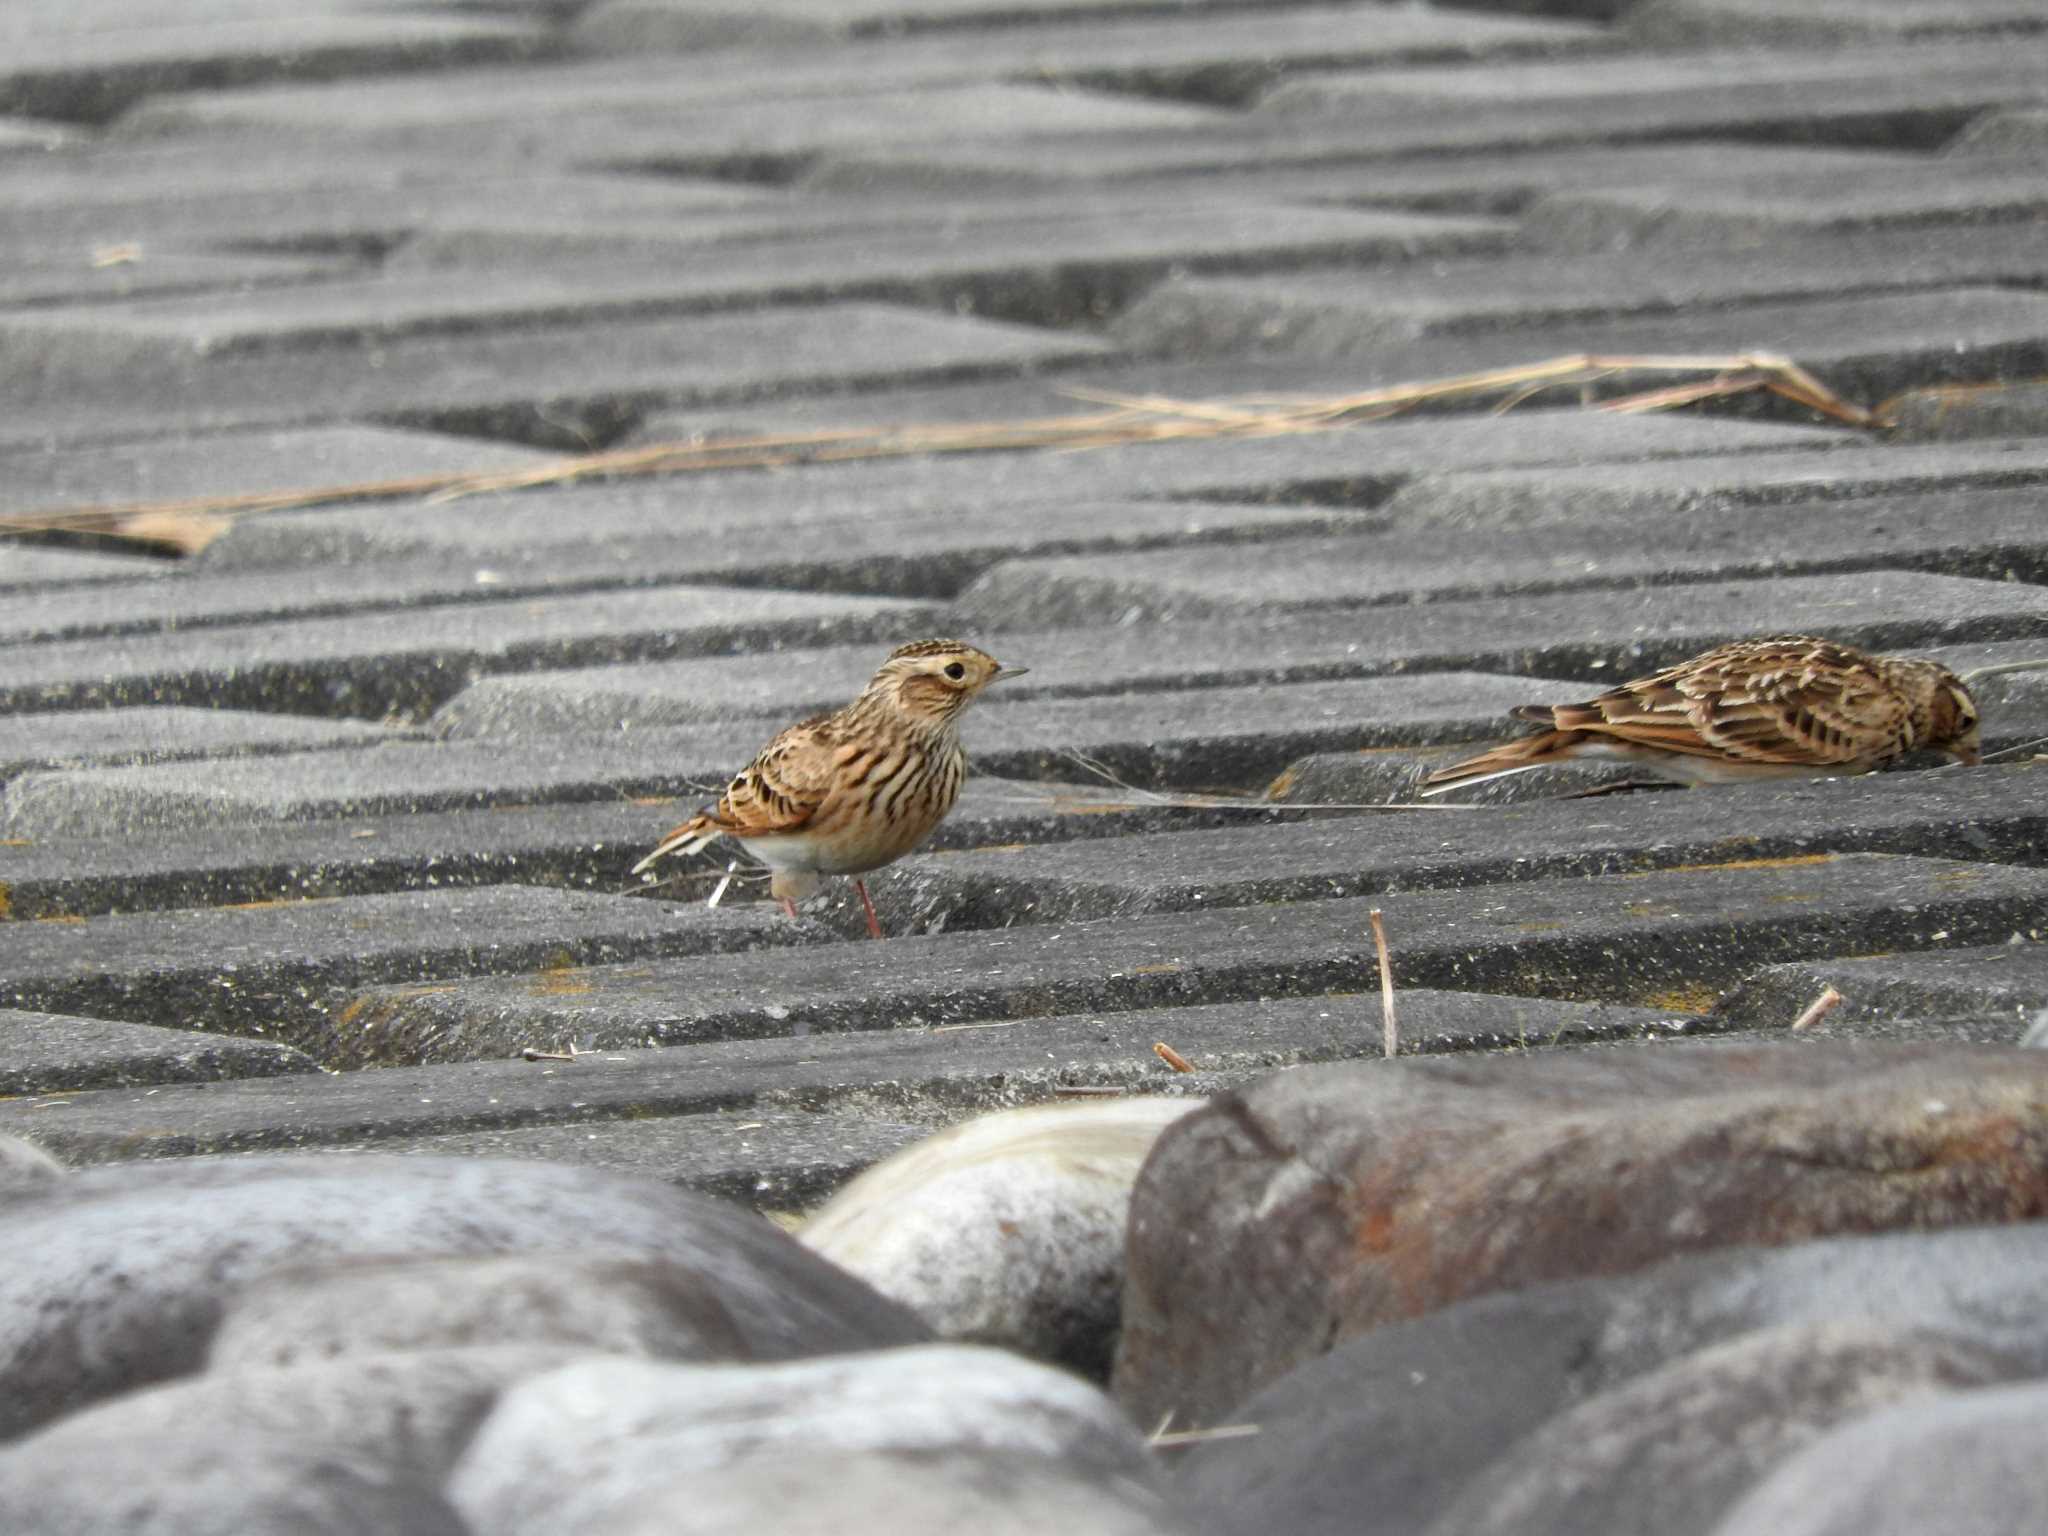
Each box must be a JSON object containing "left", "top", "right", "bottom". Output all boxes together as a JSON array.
[
  {"left": 5, "top": 7, "right": 2048, "bottom": 1536},
  {"left": 1, "top": 0, "right": 2045, "bottom": 1227}
]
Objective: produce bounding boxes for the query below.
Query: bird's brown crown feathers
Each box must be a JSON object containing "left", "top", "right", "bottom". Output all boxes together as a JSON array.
[{"left": 857, "top": 639, "right": 1011, "bottom": 725}]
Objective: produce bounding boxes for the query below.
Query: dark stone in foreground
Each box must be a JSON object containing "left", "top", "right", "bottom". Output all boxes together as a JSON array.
[
  {"left": 1115, "top": 1042, "right": 2048, "bottom": 1426},
  {"left": 0, "top": 886, "right": 828, "bottom": 1057},
  {"left": 331, "top": 854, "right": 2048, "bottom": 1064},
  {"left": 1181, "top": 1222, "right": 2048, "bottom": 1536},
  {"left": 0, "top": 1155, "right": 927, "bottom": 1439}
]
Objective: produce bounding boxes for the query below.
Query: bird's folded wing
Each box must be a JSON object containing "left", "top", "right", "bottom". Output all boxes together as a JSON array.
[
  {"left": 697, "top": 716, "right": 841, "bottom": 839},
  {"left": 1563, "top": 664, "right": 1904, "bottom": 767}
]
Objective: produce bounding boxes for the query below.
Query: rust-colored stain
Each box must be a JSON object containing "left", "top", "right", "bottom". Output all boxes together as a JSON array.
[
  {"left": 1131, "top": 962, "right": 1183, "bottom": 976},
  {"left": 1265, "top": 767, "right": 1298, "bottom": 799},
  {"left": 1641, "top": 985, "right": 1718, "bottom": 1014},
  {"left": 0, "top": 883, "right": 10, "bottom": 920},
  {"left": 34, "top": 913, "right": 86, "bottom": 926},
  {"left": 532, "top": 970, "right": 593, "bottom": 997},
  {"left": 1628, "top": 853, "right": 1836, "bottom": 878},
  {"left": 0, "top": 839, "right": 31, "bottom": 847},
  {"left": 335, "top": 996, "right": 371, "bottom": 1030},
  {"left": 1356, "top": 1202, "right": 1398, "bottom": 1255}
]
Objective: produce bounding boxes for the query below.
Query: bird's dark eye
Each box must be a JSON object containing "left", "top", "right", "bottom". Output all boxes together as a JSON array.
[{"left": 944, "top": 662, "right": 966, "bottom": 680}]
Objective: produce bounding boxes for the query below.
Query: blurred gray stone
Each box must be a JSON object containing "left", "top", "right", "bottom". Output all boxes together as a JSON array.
[
  {"left": 1422, "top": 1323, "right": 2018, "bottom": 1536},
  {"left": 802, "top": 1097, "right": 1199, "bottom": 1377},
  {"left": 0, "top": 1154, "right": 927, "bottom": 1437},
  {"left": 1180, "top": 1221, "right": 2048, "bottom": 1536},
  {"left": 1709, "top": 1378, "right": 2048, "bottom": 1536},
  {"left": 210, "top": 1252, "right": 795, "bottom": 1369},
  {"left": 2, "top": 1346, "right": 584, "bottom": 1492},
  {"left": 0, "top": 1133, "right": 64, "bottom": 1196},
  {"left": 448, "top": 1345, "right": 1165, "bottom": 1535},
  {"left": 577, "top": 1445, "right": 1198, "bottom": 1535},
  {"left": 0, "top": 1430, "right": 469, "bottom": 1536}
]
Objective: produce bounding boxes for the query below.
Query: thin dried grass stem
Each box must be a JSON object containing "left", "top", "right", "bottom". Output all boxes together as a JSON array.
[
  {"left": 1370, "top": 908, "right": 1398, "bottom": 1059},
  {"left": 1790, "top": 985, "right": 1844, "bottom": 1032},
  {"left": 2, "top": 353, "right": 1875, "bottom": 553}
]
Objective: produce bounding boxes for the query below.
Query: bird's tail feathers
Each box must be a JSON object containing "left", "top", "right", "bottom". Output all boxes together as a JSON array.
[
  {"left": 629, "top": 816, "right": 720, "bottom": 876},
  {"left": 1419, "top": 730, "right": 1579, "bottom": 798}
]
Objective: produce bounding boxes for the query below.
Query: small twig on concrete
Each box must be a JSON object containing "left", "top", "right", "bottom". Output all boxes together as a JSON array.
[
  {"left": 1053, "top": 1084, "right": 1127, "bottom": 1097},
  {"left": 1790, "top": 986, "right": 1844, "bottom": 1032},
  {"left": 1152, "top": 1424, "right": 1263, "bottom": 1448},
  {"left": 1979, "top": 732, "right": 2048, "bottom": 764},
  {"left": 1154, "top": 1041, "right": 1195, "bottom": 1073},
  {"left": 519, "top": 1043, "right": 583, "bottom": 1063},
  {"left": 705, "top": 859, "right": 740, "bottom": 910},
  {"left": 1370, "top": 908, "right": 1398, "bottom": 1059},
  {"left": 1959, "top": 658, "right": 2048, "bottom": 685}
]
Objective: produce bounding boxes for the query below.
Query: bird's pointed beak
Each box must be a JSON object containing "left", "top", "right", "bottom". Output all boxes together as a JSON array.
[{"left": 991, "top": 666, "right": 1029, "bottom": 683}]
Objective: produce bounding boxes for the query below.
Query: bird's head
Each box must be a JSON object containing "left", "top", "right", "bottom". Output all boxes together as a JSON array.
[
  {"left": 869, "top": 638, "right": 1026, "bottom": 722},
  {"left": 1909, "top": 661, "right": 1982, "bottom": 765}
]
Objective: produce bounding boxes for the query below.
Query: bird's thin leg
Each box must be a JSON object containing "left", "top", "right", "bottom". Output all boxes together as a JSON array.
[
  {"left": 854, "top": 879, "right": 885, "bottom": 941},
  {"left": 781, "top": 895, "right": 800, "bottom": 921}
]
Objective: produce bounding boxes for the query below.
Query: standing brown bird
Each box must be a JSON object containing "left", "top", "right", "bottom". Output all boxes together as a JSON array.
[
  {"left": 1421, "top": 636, "right": 1981, "bottom": 797},
  {"left": 631, "top": 639, "right": 1025, "bottom": 937}
]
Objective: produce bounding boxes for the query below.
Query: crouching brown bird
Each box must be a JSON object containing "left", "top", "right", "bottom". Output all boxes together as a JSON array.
[
  {"left": 1422, "top": 636, "right": 1981, "bottom": 797},
  {"left": 631, "top": 639, "right": 1025, "bottom": 937}
]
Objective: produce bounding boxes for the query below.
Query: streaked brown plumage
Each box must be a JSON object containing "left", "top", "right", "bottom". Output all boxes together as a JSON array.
[
  {"left": 631, "top": 639, "right": 1024, "bottom": 937},
  {"left": 1421, "top": 636, "right": 1981, "bottom": 797}
]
